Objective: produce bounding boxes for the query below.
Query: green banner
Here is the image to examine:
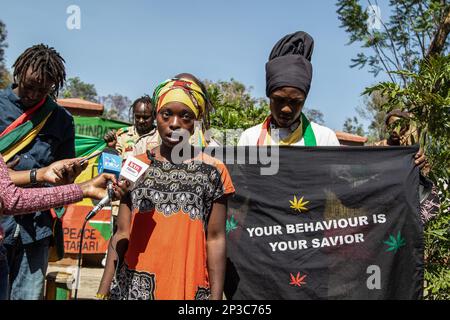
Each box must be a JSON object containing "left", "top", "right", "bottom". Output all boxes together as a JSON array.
[
  {"left": 73, "top": 116, "right": 130, "bottom": 140},
  {"left": 75, "top": 134, "right": 106, "bottom": 158}
]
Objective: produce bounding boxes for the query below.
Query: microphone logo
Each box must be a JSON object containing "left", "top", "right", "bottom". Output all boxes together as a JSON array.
[
  {"left": 105, "top": 157, "right": 121, "bottom": 170},
  {"left": 129, "top": 161, "right": 142, "bottom": 173},
  {"left": 124, "top": 161, "right": 143, "bottom": 178},
  {"left": 120, "top": 156, "right": 150, "bottom": 183}
]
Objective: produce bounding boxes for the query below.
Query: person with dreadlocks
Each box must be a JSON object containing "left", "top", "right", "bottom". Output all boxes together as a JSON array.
[
  {"left": 0, "top": 155, "right": 129, "bottom": 300},
  {"left": 103, "top": 95, "right": 160, "bottom": 159},
  {"left": 97, "top": 76, "right": 234, "bottom": 300},
  {"left": 0, "top": 44, "right": 82, "bottom": 300},
  {"left": 102, "top": 95, "right": 159, "bottom": 239}
]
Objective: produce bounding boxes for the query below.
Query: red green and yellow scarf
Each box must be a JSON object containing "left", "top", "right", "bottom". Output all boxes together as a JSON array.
[
  {"left": 257, "top": 113, "right": 317, "bottom": 146},
  {"left": 0, "top": 97, "right": 56, "bottom": 162}
]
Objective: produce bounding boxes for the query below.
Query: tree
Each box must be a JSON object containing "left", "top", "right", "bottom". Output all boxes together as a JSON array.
[
  {"left": 206, "top": 79, "right": 269, "bottom": 145},
  {"left": 101, "top": 94, "right": 132, "bottom": 122},
  {"left": 0, "top": 19, "right": 8, "bottom": 89},
  {"left": 205, "top": 78, "right": 261, "bottom": 111},
  {"left": 336, "top": 0, "right": 450, "bottom": 85},
  {"left": 356, "top": 90, "right": 388, "bottom": 143},
  {"left": 0, "top": 68, "right": 11, "bottom": 90},
  {"left": 304, "top": 108, "right": 325, "bottom": 125},
  {"left": 338, "top": 0, "right": 450, "bottom": 299},
  {"left": 364, "top": 54, "right": 450, "bottom": 300},
  {"left": 60, "top": 77, "right": 98, "bottom": 101},
  {"left": 343, "top": 116, "right": 365, "bottom": 136}
]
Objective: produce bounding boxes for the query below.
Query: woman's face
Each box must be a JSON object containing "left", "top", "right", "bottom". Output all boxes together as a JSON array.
[
  {"left": 156, "top": 101, "right": 196, "bottom": 148},
  {"left": 269, "top": 86, "right": 306, "bottom": 128}
]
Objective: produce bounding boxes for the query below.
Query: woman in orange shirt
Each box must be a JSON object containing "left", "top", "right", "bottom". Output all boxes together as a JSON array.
[{"left": 98, "top": 77, "right": 234, "bottom": 300}]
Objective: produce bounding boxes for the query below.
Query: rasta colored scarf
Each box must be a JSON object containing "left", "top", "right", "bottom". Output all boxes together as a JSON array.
[
  {"left": 0, "top": 97, "right": 56, "bottom": 162},
  {"left": 257, "top": 113, "right": 317, "bottom": 146},
  {"left": 153, "top": 78, "right": 207, "bottom": 147}
]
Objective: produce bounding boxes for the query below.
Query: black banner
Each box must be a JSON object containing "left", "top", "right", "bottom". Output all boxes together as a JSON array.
[{"left": 223, "top": 146, "right": 423, "bottom": 300}]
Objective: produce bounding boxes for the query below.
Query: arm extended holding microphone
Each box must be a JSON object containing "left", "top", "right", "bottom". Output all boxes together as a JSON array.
[
  {"left": 83, "top": 148, "right": 125, "bottom": 222},
  {"left": 0, "top": 154, "right": 128, "bottom": 217},
  {"left": 96, "top": 154, "right": 151, "bottom": 299},
  {"left": 84, "top": 149, "right": 151, "bottom": 222}
]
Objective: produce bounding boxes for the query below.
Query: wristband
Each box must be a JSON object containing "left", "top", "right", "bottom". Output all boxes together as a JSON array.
[{"left": 30, "top": 168, "right": 38, "bottom": 185}]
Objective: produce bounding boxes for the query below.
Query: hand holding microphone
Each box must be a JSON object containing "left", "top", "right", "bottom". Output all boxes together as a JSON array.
[
  {"left": 78, "top": 174, "right": 129, "bottom": 201},
  {"left": 84, "top": 148, "right": 124, "bottom": 221},
  {"left": 84, "top": 149, "right": 150, "bottom": 221}
]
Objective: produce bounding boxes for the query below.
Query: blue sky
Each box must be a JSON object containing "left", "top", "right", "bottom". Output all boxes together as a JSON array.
[{"left": 1, "top": 0, "right": 390, "bottom": 131}]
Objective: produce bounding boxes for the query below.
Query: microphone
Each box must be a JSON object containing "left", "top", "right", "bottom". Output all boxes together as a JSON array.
[
  {"left": 85, "top": 154, "right": 150, "bottom": 221},
  {"left": 97, "top": 148, "right": 122, "bottom": 178},
  {"left": 119, "top": 155, "right": 150, "bottom": 185},
  {"left": 85, "top": 196, "right": 111, "bottom": 221},
  {"left": 85, "top": 149, "right": 122, "bottom": 221}
]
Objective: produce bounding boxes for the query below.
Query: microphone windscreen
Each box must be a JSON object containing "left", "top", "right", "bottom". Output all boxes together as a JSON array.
[
  {"left": 120, "top": 156, "right": 150, "bottom": 183},
  {"left": 98, "top": 152, "right": 122, "bottom": 178}
]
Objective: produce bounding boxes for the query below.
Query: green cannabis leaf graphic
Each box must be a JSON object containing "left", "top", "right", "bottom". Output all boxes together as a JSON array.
[
  {"left": 226, "top": 215, "right": 238, "bottom": 234},
  {"left": 384, "top": 231, "right": 406, "bottom": 253}
]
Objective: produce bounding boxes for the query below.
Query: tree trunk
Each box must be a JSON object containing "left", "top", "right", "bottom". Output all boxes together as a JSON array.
[{"left": 427, "top": 6, "right": 450, "bottom": 57}]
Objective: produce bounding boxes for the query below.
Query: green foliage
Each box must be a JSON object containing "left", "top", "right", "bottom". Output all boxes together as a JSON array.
[
  {"left": 364, "top": 55, "right": 450, "bottom": 299},
  {"left": 0, "top": 19, "right": 9, "bottom": 89},
  {"left": 338, "top": 0, "right": 449, "bottom": 298},
  {"left": 343, "top": 116, "right": 365, "bottom": 136},
  {"left": 0, "top": 67, "right": 11, "bottom": 89},
  {"left": 61, "top": 77, "right": 98, "bottom": 101},
  {"left": 356, "top": 90, "right": 388, "bottom": 143},
  {"left": 336, "top": 0, "right": 450, "bottom": 83},
  {"left": 364, "top": 55, "right": 450, "bottom": 146},
  {"left": 206, "top": 79, "right": 269, "bottom": 145},
  {"left": 205, "top": 79, "right": 327, "bottom": 144},
  {"left": 0, "top": 20, "right": 6, "bottom": 66},
  {"left": 424, "top": 203, "right": 450, "bottom": 299}
]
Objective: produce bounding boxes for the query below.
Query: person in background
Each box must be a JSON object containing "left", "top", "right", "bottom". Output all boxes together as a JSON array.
[
  {"left": 97, "top": 76, "right": 234, "bottom": 300},
  {"left": 374, "top": 110, "right": 419, "bottom": 147},
  {"left": 0, "top": 44, "right": 83, "bottom": 300},
  {"left": 0, "top": 154, "right": 129, "bottom": 300},
  {"left": 237, "top": 31, "right": 426, "bottom": 164},
  {"left": 103, "top": 95, "right": 160, "bottom": 159},
  {"left": 103, "top": 96, "right": 160, "bottom": 235},
  {"left": 375, "top": 110, "right": 439, "bottom": 223},
  {"left": 238, "top": 31, "right": 340, "bottom": 147}
]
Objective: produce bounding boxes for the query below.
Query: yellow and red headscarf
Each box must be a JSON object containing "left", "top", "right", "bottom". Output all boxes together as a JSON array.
[
  {"left": 153, "top": 78, "right": 206, "bottom": 119},
  {"left": 152, "top": 78, "right": 208, "bottom": 147}
]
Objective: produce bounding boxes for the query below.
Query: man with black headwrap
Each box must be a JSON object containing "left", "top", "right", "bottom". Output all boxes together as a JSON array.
[{"left": 238, "top": 31, "right": 339, "bottom": 146}]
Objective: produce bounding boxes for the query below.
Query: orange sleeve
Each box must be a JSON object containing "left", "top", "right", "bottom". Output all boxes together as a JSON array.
[
  {"left": 215, "top": 162, "right": 235, "bottom": 198},
  {"left": 133, "top": 152, "right": 152, "bottom": 165}
]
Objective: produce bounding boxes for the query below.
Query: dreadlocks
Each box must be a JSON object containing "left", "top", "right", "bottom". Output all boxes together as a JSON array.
[
  {"left": 173, "top": 73, "right": 213, "bottom": 130},
  {"left": 129, "top": 95, "right": 153, "bottom": 121},
  {"left": 12, "top": 44, "right": 66, "bottom": 99}
]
